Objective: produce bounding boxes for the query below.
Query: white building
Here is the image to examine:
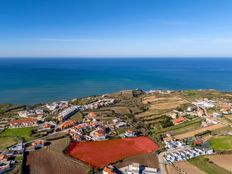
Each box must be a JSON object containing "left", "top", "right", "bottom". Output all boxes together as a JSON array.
[
  {"left": 58, "top": 105, "right": 80, "bottom": 120},
  {"left": 212, "top": 112, "right": 222, "bottom": 118},
  {"left": 18, "top": 110, "right": 35, "bottom": 118},
  {"left": 193, "top": 100, "right": 215, "bottom": 109},
  {"left": 119, "top": 163, "right": 159, "bottom": 174}
]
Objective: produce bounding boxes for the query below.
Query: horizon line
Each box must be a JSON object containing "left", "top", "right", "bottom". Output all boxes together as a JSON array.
[{"left": 0, "top": 56, "right": 232, "bottom": 59}]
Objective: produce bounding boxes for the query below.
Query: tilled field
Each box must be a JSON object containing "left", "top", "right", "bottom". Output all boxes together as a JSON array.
[
  {"left": 24, "top": 138, "right": 90, "bottom": 174},
  {"left": 207, "top": 154, "right": 232, "bottom": 172}
]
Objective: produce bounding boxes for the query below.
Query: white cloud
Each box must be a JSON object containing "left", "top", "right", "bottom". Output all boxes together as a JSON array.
[{"left": 177, "top": 37, "right": 232, "bottom": 44}]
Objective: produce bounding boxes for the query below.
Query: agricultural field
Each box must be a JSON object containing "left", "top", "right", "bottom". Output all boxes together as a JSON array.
[
  {"left": 142, "top": 95, "right": 188, "bottom": 110},
  {"left": 0, "top": 127, "right": 36, "bottom": 141},
  {"left": 209, "top": 135, "right": 232, "bottom": 150},
  {"left": 0, "top": 136, "right": 18, "bottom": 150},
  {"left": 68, "top": 136, "right": 159, "bottom": 168},
  {"left": 224, "top": 114, "right": 232, "bottom": 124},
  {"left": 174, "top": 161, "right": 206, "bottom": 174},
  {"left": 109, "top": 106, "right": 131, "bottom": 115},
  {"left": 189, "top": 156, "right": 231, "bottom": 174},
  {"left": 135, "top": 95, "right": 189, "bottom": 127},
  {"left": 165, "top": 164, "right": 179, "bottom": 174},
  {"left": 25, "top": 137, "right": 90, "bottom": 174},
  {"left": 207, "top": 154, "right": 232, "bottom": 172},
  {"left": 164, "top": 124, "right": 226, "bottom": 141},
  {"left": 156, "top": 118, "right": 202, "bottom": 134}
]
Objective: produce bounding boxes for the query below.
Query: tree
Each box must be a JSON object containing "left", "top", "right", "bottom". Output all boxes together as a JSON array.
[{"left": 161, "top": 117, "right": 173, "bottom": 128}]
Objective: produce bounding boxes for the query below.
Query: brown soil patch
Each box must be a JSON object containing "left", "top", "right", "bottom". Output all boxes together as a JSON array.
[
  {"left": 166, "top": 164, "right": 180, "bottom": 174},
  {"left": 143, "top": 96, "right": 187, "bottom": 110},
  {"left": 207, "top": 154, "right": 232, "bottom": 172},
  {"left": 24, "top": 138, "right": 90, "bottom": 174},
  {"left": 143, "top": 96, "right": 158, "bottom": 104},
  {"left": 174, "top": 161, "right": 206, "bottom": 174}
]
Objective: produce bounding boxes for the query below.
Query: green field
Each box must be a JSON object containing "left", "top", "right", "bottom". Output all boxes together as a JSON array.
[
  {"left": 0, "top": 127, "right": 36, "bottom": 141},
  {"left": 0, "top": 136, "right": 19, "bottom": 150},
  {"left": 209, "top": 135, "right": 232, "bottom": 150},
  {"left": 189, "top": 156, "right": 231, "bottom": 174},
  {"left": 155, "top": 118, "right": 202, "bottom": 135}
]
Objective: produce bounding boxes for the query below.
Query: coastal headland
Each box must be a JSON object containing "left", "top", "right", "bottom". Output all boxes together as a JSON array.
[{"left": 1, "top": 89, "right": 232, "bottom": 174}]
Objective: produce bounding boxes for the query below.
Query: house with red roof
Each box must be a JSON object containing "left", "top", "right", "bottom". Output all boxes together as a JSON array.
[
  {"left": 172, "top": 117, "right": 187, "bottom": 125},
  {"left": 58, "top": 120, "right": 76, "bottom": 130},
  {"left": 9, "top": 118, "right": 37, "bottom": 128},
  {"left": 103, "top": 166, "right": 118, "bottom": 174}
]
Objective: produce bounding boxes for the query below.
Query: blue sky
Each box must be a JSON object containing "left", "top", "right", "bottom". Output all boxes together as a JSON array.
[{"left": 1, "top": 0, "right": 232, "bottom": 57}]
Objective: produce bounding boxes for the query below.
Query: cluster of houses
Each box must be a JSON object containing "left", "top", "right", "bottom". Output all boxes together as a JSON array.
[
  {"left": 82, "top": 98, "right": 115, "bottom": 110},
  {"left": 192, "top": 99, "right": 216, "bottom": 109},
  {"left": 113, "top": 118, "right": 127, "bottom": 128},
  {"left": 66, "top": 111, "right": 137, "bottom": 142},
  {"left": 6, "top": 108, "right": 48, "bottom": 129},
  {"left": 164, "top": 147, "right": 213, "bottom": 164},
  {"left": 37, "top": 121, "right": 57, "bottom": 132},
  {"left": 18, "top": 109, "right": 45, "bottom": 118},
  {"left": 0, "top": 138, "right": 49, "bottom": 173},
  {"left": 193, "top": 99, "right": 232, "bottom": 117},
  {"left": 5, "top": 98, "right": 116, "bottom": 132},
  {"left": 9, "top": 118, "right": 38, "bottom": 128},
  {"left": 0, "top": 142, "right": 24, "bottom": 174},
  {"left": 45, "top": 101, "right": 69, "bottom": 111},
  {"left": 167, "top": 97, "right": 232, "bottom": 130},
  {"left": 0, "top": 153, "right": 14, "bottom": 174},
  {"left": 164, "top": 140, "right": 186, "bottom": 149},
  {"left": 163, "top": 140, "right": 213, "bottom": 164},
  {"left": 67, "top": 112, "right": 112, "bottom": 142},
  {"left": 25, "top": 140, "right": 46, "bottom": 152}
]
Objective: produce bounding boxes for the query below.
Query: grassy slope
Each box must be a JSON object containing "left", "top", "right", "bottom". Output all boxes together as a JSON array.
[
  {"left": 0, "top": 127, "right": 36, "bottom": 141},
  {"left": 209, "top": 136, "right": 232, "bottom": 150},
  {"left": 189, "top": 156, "right": 231, "bottom": 174},
  {"left": 0, "top": 136, "right": 18, "bottom": 150}
]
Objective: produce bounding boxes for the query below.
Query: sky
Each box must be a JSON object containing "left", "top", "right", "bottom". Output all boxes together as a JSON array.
[{"left": 1, "top": 0, "right": 232, "bottom": 57}]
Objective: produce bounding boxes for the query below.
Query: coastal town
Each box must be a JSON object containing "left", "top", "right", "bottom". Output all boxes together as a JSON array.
[{"left": 1, "top": 89, "right": 232, "bottom": 174}]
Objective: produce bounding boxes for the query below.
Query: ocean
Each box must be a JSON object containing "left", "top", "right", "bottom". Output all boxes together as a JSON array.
[{"left": 0, "top": 58, "right": 232, "bottom": 104}]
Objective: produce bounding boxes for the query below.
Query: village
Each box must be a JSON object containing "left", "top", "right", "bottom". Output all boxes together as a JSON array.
[{"left": 1, "top": 89, "right": 232, "bottom": 174}]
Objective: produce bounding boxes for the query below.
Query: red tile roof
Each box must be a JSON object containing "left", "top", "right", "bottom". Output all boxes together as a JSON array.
[
  {"left": 59, "top": 120, "right": 76, "bottom": 129},
  {"left": 173, "top": 117, "right": 187, "bottom": 125},
  {"left": 88, "top": 112, "right": 96, "bottom": 118},
  {"left": 10, "top": 118, "right": 37, "bottom": 125},
  {"left": 103, "top": 167, "right": 116, "bottom": 174}
]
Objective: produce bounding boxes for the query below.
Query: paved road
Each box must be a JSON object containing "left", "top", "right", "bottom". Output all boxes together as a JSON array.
[
  {"left": 157, "top": 152, "right": 167, "bottom": 174},
  {"left": 157, "top": 146, "right": 192, "bottom": 174}
]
